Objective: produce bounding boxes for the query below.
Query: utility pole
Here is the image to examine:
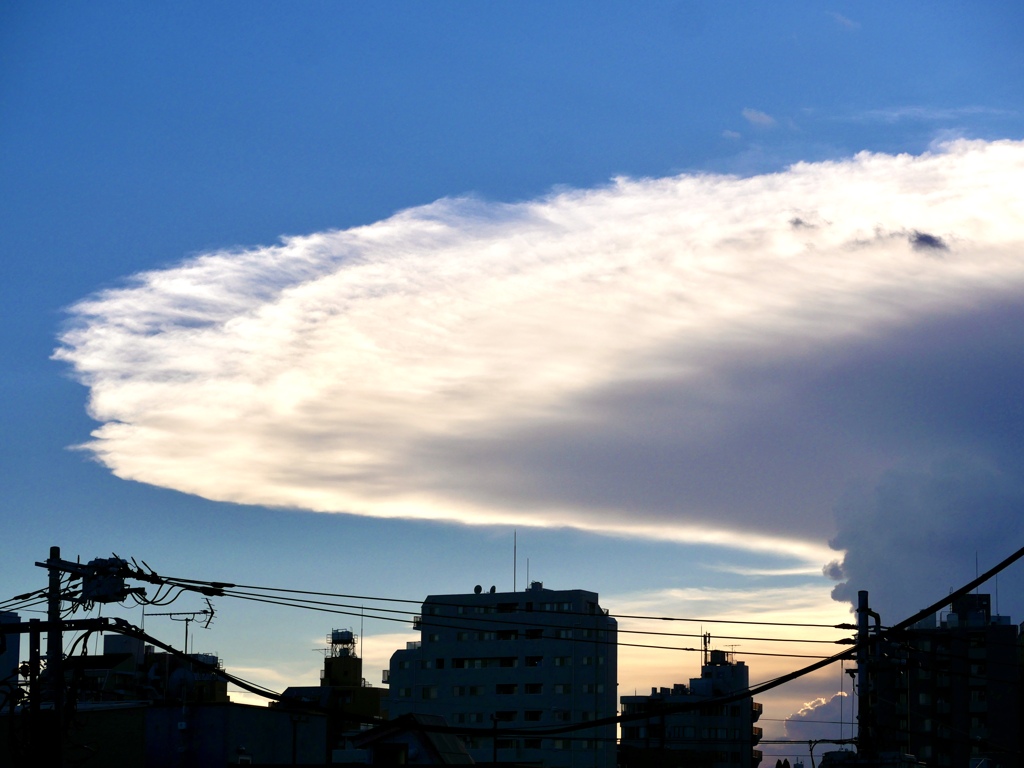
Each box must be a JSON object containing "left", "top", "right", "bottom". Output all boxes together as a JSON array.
[
  {"left": 46, "top": 546, "right": 65, "bottom": 767},
  {"left": 856, "top": 590, "right": 871, "bottom": 759}
]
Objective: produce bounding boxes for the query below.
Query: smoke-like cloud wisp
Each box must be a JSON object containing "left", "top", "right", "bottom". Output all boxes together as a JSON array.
[{"left": 56, "top": 140, "right": 1024, "bottom": 568}]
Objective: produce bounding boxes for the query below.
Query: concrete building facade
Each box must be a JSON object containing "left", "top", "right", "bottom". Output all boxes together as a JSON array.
[
  {"left": 386, "top": 581, "right": 618, "bottom": 767},
  {"left": 619, "top": 649, "right": 763, "bottom": 768},
  {"left": 869, "top": 594, "right": 1020, "bottom": 767}
]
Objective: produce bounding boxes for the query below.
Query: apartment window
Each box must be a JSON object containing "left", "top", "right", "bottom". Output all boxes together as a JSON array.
[
  {"left": 399, "top": 660, "right": 411, "bottom": 669},
  {"left": 525, "top": 655, "right": 543, "bottom": 667},
  {"left": 481, "top": 632, "right": 497, "bottom": 641},
  {"left": 553, "top": 740, "right": 567, "bottom": 750},
  {"left": 499, "top": 656, "right": 518, "bottom": 667},
  {"left": 581, "top": 683, "right": 604, "bottom": 694},
  {"left": 553, "top": 656, "right": 572, "bottom": 666},
  {"left": 554, "top": 683, "right": 572, "bottom": 694},
  {"left": 524, "top": 710, "right": 543, "bottom": 721},
  {"left": 421, "top": 686, "right": 437, "bottom": 699},
  {"left": 524, "top": 738, "right": 542, "bottom": 749},
  {"left": 457, "top": 632, "right": 475, "bottom": 641},
  {"left": 525, "top": 683, "right": 543, "bottom": 695},
  {"left": 420, "top": 660, "right": 433, "bottom": 669},
  {"left": 496, "top": 738, "right": 518, "bottom": 749},
  {"left": 556, "top": 629, "right": 572, "bottom": 639},
  {"left": 426, "top": 633, "right": 440, "bottom": 642},
  {"left": 494, "top": 710, "right": 516, "bottom": 722},
  {"left": 497, "top": 630, "right": 519, "bottom": 641},
  {"left": 497, "top": 602, "right": 518, "bottom": 613},
  {"left": 397, "top": 687, "right": 411, "bottom": 697},
  {"left": 496, "top": 683, "right": 518, "bottom": 695},
  {"left": 525, "top": 629, "right": 544, "bottom": 640}
]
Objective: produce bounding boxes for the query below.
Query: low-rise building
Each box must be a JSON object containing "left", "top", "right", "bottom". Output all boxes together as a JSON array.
[
  {"left": 620, "top": 648, "right": 762, "bottom": 768},
  {"left": 278, "top": 628, "right": 387, "bottom": 761}
]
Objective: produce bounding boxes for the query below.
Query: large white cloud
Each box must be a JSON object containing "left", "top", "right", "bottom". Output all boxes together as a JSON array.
[{"left": 56, "top": 139, "right": 1024, "bottom": 566}]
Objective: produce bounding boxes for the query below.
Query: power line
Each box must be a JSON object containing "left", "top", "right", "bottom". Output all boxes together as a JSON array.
[
  {"left": 153, "top": 576, "right": 849, "bottom": 630},
  {"left": 216, "top": 589, "right": 835, "bottom": 660}
]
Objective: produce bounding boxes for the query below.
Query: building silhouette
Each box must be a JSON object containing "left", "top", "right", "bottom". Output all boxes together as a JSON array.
[
  {"left": 0, "top": 632, "right": 329, "bottom": 766},
  {"left": 277, "top": 628, "right": 387, "bottom": 762},
  {"left": 386, "top": 581, "right": 618, "bottom": 767},
  {"left": 868, "top": 593, "right": 1020, "bottom": 767},
  {"left": 619, "top": 647, "right": 762, "bottom": 768}
]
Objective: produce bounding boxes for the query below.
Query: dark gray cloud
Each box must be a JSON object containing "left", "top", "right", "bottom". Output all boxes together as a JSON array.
[
  {"left": 909, "top": 230, "right": 948, "bottom": 251},
  {"left": 409, "top": 300, "right": 1024, "bottom": 559},
  {"left": 828, "top": 457, "right": 1024, "bottom": 624}
]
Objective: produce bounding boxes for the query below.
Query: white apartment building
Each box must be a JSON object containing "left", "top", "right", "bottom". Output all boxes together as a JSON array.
[{"left": 386, "top": 581, "right": 617, "bottom": 767}]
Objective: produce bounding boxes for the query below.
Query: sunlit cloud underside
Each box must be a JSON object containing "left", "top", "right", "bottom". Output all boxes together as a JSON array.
[{"left": 56, "top": 140, "right": 1024, "bottom": 565}]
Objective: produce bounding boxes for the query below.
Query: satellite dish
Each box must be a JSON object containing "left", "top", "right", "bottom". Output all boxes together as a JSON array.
[
  {"left": 489, "top": 586, "right": 496, "bottom": 594},
  {"left": 474, "top": 585, "right": 482, "bottom": 594}
]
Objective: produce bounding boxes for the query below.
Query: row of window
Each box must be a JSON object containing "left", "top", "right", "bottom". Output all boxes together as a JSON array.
[
  {"left": 622, "top": 726, "right": 750, "bottom": 740},
  {"left": 392, "top": 682, "right": 605, "bottom": 698},
  {"left": 459, "top": 736, "right": 606, "bottom": 750},
  {"left": 397, "top": 654, "right": 603, "bottom": 669},
  {"left": 621, "top": 703, "right": 746, "bottom": 718},
  {"left": 424, "top": 601, "right": 584, "bottom": 616},
  {"left": 435, "top": 628, "right": 608, "bottom": 641},
  {"left": 451, "top": 709, "right": 595, "bottom": 724}
]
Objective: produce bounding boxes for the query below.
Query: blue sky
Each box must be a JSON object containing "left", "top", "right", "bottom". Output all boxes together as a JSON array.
[{"left": 3, "top": 3, "right": 1024, "bottom": 760}]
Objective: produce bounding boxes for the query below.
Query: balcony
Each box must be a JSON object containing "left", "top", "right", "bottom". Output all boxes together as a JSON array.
[
  {"left": 412, "top": 615, "right": 422, "bottom": 629},
  {"left": 751, "top": 702, "right": 763, "bottom": 722},
  {"left": 381, "top": 669, "right": 390, "bottom": 684},
  {"left": 752, "top": 726, "right": 763, "bottom": 743}
]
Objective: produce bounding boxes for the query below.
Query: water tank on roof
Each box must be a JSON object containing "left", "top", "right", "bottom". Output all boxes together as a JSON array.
[{"left": 332, "top": 629, "right": 354, "bottom": 645}]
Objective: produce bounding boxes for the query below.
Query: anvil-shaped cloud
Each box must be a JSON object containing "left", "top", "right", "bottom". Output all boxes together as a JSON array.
[{"left": 56, "top": 140, "right": 1024, "bottom": 572}]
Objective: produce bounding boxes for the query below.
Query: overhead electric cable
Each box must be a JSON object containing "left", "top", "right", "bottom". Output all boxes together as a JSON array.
[
  {"left": 155, "top": 575, "right": 845, "bottom": 629},
  {"left": 201, "top": 584, "right": 843, "bottom": 648},
  {"left": 215, "top": 589, "right": 832, "bottom": 659}
]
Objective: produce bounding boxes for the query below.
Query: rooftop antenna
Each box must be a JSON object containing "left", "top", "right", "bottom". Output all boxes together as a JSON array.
[
  {"left": 145, "top": 601, "right": 215, "bottom": 656},
  {"left": 513, "top": 530, "right": 517, "bottom": 592}
]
